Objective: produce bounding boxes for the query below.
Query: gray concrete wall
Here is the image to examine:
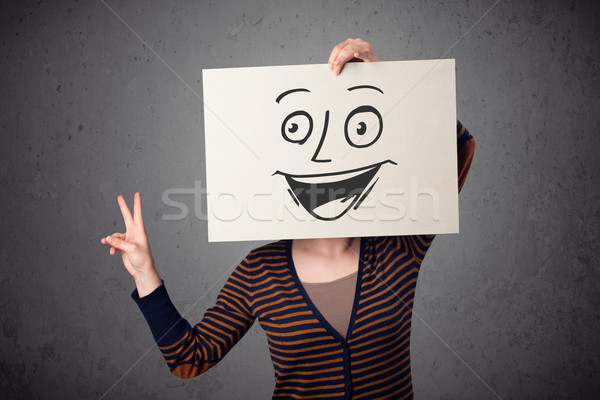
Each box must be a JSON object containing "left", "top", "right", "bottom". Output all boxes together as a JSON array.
[{"left": 1, "top": 0, "right": 599, "bottom": 399}]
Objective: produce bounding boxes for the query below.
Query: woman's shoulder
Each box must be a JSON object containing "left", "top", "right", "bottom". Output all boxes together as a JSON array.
[
  {"left": 244, "top": 240, "right": 289, "bottom": 265},
  {"left": 364, "top": 234, "right": 435, "bottom": 266}
]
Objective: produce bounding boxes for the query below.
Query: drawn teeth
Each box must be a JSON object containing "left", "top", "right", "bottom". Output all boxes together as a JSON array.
[{"left": 291, "top": 166, "right": 376, "bottom": 184}]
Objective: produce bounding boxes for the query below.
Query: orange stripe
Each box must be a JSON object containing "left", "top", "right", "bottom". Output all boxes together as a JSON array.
[
  {"left": 359, "top": 266, "right": 417, "bottom": 302},
  {"left": 238, "top": 261, "right": 287, "bottom": 275},
  {"left": 400, "top": 236, "right": 418, "bottom": 262},
  {"left": 351, "top": 335, "right": 410, "bottom": 370},
  {"left": 355, "top": 278, "right": 418, "bottom": 322},
  {"left": 270, "top": 347, "right": 342, "bottom": 362},
  {"left": 162, "top": 334, "right": 195, "bottom": 358},
  {"left": 194, "top": 326, "right": 226, "bottom": 359},
  {"left": 249, "top": 255, "right": 286, "bottom": 261},
  {"left": 352, "top": 291, "right": 414, "bottom": 335},
  {"left": 261, "top": 318, "right": 320, "bottom": 329},
  {"left": 373, "top": 237, "right": 392, "bottom": 253},
  {"left": 253, "top": 293, "right": 303, "bottom": 312},
  {"left": 219, "top": 286, "right": 251, "bottom": 308},
  {"left": 203, "top": 315, "right": 237, "bottom": 337},
  {"left": 379, "top": 240, "right": 408, "bottom": 268},
  {"left": 168, "top": 335, "right": 202, "bottom": 361},
  {"left": 249, "top": 246, "right": 285, "bottom": 257},
  {"left": 170, "top": 361, "right": 216, "bottom": 379},
  {"left": 410, "top": 235, "right": 432, "bottom": 258},
  {"left": 373, "top": 238, "right": 395, "bottom": 262},
  {"left": 158, "top": 328, "right": 191, "bottom": 351},
  {"left": 354, "top": 358, "right": 410, "bottom": 391},
  {"left": 219, "top": 289, "right": 252, "bottom": 315},
  {"left": 271, "top": 356, "right": 343, "bottom": 369},
  {"left": 349, "top": 325, "right": 405, "bottom": 352},
  {"left": 351, "top": 314, "right": 412, "bottom": 343},
  {"left": 275, "top": 365, "right": 344, "bottom": 377},
  {"left": 268, "top": 335, "right": 337, "bottom": 347},
  {"left": 360, "top": 252, "right": 414, "bottom": 295},
  {"left": 241, "top": 260, "right": 286, "bottom": 272},
  {"left": 353, "top": 373, "right": 412, "bottom": 400},
  {"left": 269, "top": 310, "right": 313, "bottom": 321},
  {"left": 208, "top": 303, "right": 253, "bottom": 325},
  {"left": 222, "top": 279, "right": 253, "bottom": 298},
  {"left": 253, "top": 273, "right": 294, "bottom": 288},
  {"left": 277, "top": 375, "right": 344, "bottom": 384},
  {"left": 244, "top": 269, "right": 289, "bottom": 281},
  {"left": 260, "top": 303, "right": 306, "bottom": 319},
  {"left": 352, "top": 348, "right": 410, "bottom": 375},
  {"left": 276, "top": 382, "right": 345, "bottom": 392},
  {"left": 352, "top": 344, "right": 410, "bottom": 382},
  {"left": 253, "top": 280, "right": 296, "bottom": 297},
  {"left": 268, "top": 340, "right": 338, "bottom": 353},
  {"left": 264, "top": 327, "right": 328, "bottom": 338},
  {"left": 254, "top": 264, "right": 289, "bottom": 275},
  {"left": 273, "top": 391, "right": 344, "bottom": 399},
  {"left": 228, "top": 273, "right": 253, "bottom": 289},
  {"left": 367, "top": 239, "right": 410, "bottom": 278},
  {"left": 359, "top": 260, "right": 417, "bottom": 301},
  {"left": 351, "top": 331, "right": 409, "bottom": 360}
]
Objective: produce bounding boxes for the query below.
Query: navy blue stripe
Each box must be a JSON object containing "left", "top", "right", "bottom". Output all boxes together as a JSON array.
[{"left": 458, "top": 127, "right": 473, "bottom": 152}]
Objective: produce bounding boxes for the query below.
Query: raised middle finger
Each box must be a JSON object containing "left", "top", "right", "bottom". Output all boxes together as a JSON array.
[{"left": 133, "top": 192, "right": 144, "bottom": 227}]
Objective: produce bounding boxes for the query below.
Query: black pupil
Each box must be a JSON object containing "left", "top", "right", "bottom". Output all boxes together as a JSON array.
[
  {"left": 357, "top": 121, "right": 367, "bottom": 135},
  {"left": 288, "top": 123, "right": 298, "bottom": 133}
]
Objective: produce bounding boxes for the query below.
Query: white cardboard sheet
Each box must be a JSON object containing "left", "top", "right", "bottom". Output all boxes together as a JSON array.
[{"left": 202, "top": 60, "right": 458, "bottom": 242}]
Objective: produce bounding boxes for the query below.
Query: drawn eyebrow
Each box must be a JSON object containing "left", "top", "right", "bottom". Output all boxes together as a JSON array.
[
  {"left": 347, "top": 85, "right": 384, "bottom": 94},
  {"left": 276, "top": 88, "right": 311, "bottom": 103}
]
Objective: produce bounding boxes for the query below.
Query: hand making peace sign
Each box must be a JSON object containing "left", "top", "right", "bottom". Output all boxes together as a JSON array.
[{"left": 100, "top": 192, "right": 162, "bottom": 296}]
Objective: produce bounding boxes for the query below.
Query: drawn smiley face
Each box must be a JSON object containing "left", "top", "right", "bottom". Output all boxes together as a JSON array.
[{"left": 273, "top": 85, "right": 397, "bottom": 221}]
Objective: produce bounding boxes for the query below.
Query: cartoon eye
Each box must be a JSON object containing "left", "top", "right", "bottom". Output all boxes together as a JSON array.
[
  {"left": 344, "top": 105, "right": 383, "bottom": 148},
  {"left": 281, "top": 111, "right": 313, "bottom": 144}
]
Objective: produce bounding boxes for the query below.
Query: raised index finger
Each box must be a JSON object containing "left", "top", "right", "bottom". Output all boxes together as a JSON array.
[
  {"left": 328, "top": 39, "right": 351, "bottom": 69},
  {"left": 117, "top": 194, "right": 134, "bottom": 231},
  {"left": 332, "top": 45, "right": 360, "bottom": 75}
]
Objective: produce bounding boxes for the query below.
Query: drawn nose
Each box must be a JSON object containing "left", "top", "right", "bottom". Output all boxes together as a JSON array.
[{"left": 311, "top": 110, "right": 332, "bottom": 163}]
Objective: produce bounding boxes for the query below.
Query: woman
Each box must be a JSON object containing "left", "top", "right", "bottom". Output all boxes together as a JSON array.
[{"left": 101, "top": 38, "right": 475, "bottom": 399}]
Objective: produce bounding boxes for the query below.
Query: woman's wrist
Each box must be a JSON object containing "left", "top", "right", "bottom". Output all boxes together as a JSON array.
[{"left": 134, "top": 270, "right": 162, "bottom": 298}]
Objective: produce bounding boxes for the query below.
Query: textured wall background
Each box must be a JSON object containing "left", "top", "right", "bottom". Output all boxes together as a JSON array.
[{"left": 1, "top": 0, "right": 599, "bottom": 399}]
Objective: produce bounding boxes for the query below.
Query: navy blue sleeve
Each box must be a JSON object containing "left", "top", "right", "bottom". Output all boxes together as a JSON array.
[{"left": 131, "top": 282, "right": 190, "bottom": 347}]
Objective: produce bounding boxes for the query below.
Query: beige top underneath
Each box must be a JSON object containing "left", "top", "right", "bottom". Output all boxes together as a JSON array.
[{"left": 301, "top": 271, "right": 358, "bottom": 338}]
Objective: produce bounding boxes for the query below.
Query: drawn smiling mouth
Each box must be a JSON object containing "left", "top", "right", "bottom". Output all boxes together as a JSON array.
[{"left": 273, "top": 160, "right": 397, "bottom": 221}]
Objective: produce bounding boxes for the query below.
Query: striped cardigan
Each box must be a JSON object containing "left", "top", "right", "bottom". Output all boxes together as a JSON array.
[{"left": 133, "top": 121, "right": 475, "bottom": 399}]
